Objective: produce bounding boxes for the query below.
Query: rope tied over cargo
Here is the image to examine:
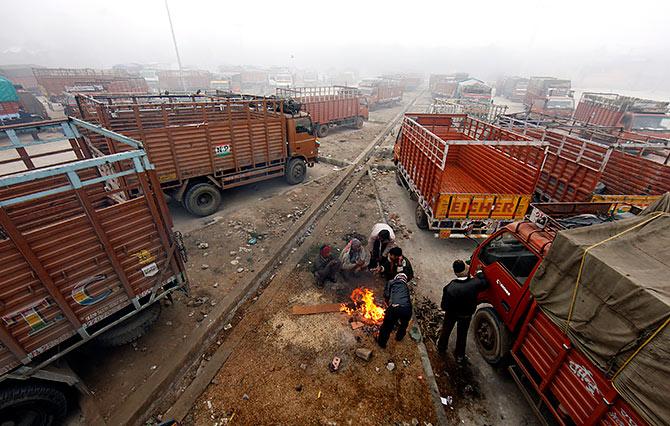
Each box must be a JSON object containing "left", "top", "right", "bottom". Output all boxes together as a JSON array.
[{"left": 564, "top": 212, "right": 670, "bottom": 380}]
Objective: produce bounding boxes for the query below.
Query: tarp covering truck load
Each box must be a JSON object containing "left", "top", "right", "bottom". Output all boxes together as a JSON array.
[
  {"left": 0, "top": 118, "right": 187, "bottom": 423},
  {"left": 468, "top": 197, "right": 670, "bottom": 425},
  {"left": 276, "top": 86, "right": 368, "bottom": 137},
  {"left": 76, "top": 94, "right": 319, "bottom": 216},
  {"left": 393, "top": 113, "right": 547, "bottom": 238}
]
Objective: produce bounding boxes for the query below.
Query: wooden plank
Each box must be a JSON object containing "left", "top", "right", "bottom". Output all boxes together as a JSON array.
[{"left": 291, "top": 303, "right": 342, "bottom": 315}]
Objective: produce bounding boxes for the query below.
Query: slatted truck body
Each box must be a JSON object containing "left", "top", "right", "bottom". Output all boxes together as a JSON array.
[
  {"left": 498, "top": 115, "right": 670, "bottom": 206},
  {"left": 76, "top": 94, "right": 319, "bottom": 216},
  {"left": 276, "top": 86, "right": 368, "bottom": 138},
  {"left": 0, "top": 117, "right": 187, "bottom": 422},
  {"left": 393, "top": 113, "right": 547, "bottom": 238}
]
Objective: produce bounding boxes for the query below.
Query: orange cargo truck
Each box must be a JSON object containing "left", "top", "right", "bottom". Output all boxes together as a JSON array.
[
  {"left": 394, "top": 113, "right": 548, "bottom": 238},
  {"left": 76, "top": 94, "right": 319, "bottom": 216},
  {"left": 0, "top": 117, "right": 187, "bottom": 422},
  {"left": 276, "top": 86, "right": 368, "bottom": 137}
]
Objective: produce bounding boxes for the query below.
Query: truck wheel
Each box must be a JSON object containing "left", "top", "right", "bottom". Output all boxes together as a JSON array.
[
  {"left": 354, "top": 116, "right": 364, "bottom": 129},
  {"left": 184, "top": 183, "right": 222, "bottom": 217},
  {"left": 285, "top": 158, "right": 307, "bottom": 185},
  {"left": 96, "top": 303, "right": 162, "bottom": 348},
  {"left": 473, "top": 307, "right": 512, "bottom": 367},
  {"left": 317, "top": 124, "right": 329, "bottom": 138},
  {"left": 0, "top": 382, "right": 67, "bottom": 425},
  {"left": 415, "top": 204, "right": 429, "bottom": 230}
]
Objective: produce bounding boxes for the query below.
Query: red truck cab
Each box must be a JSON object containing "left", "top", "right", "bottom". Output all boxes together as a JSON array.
[{"left": 466, "top": 202, "right": 652, "bottom": 425}]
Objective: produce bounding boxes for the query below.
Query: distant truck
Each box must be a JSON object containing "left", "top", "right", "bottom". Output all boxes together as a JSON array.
[
  {"left": 276, "top": 86, "right": 368, "bottom": 137},
  {"left": 468, "top": 199, "right": 669, "bottom": 426},
  {"left": 456, "top": 79, "right": 492, "bottom": 102},
  {"left": 573, "top": 92, "right": 670, "bottom": 140},
  {"left": 498, "top": 76, "right": 529, "bottom": 102},
  {"left": 0, "top": 118, "right": 187, "bottom": 423},
  {"left": 380, "top": 74, "right": 423, "bottom": 91},
  {"left": 393, "top": 113, "right": 547, "bottom": 238},
  {"left": 77, "top": 94, "right": 318, "bottom": 216},
  {"left": 0, "top": 76, "right": 45, "bottom": 125},
  {"left": 429, "top": 73, "right": 469, "bottom": 99},
  {"left": 524, "top": 77, "right": 574, "bottom": 117},
  {"left": 358, "top": 78, "right": 403, "bottom": 109}
]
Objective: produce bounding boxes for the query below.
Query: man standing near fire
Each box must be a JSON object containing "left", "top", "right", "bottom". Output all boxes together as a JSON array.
[{"left": 437, "top": 260, "right": 488, "bottom": 363}]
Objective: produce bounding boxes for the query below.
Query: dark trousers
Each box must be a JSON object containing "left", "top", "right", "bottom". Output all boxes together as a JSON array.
[
  {"left": 314, "top": 259, "right": 341, "bottom": 284},
  {"left": 437, "top": 314, "right": 472, "bottom": 358},
  {"left": 378, "top": 304, "right": 412, "bottom": 347}
]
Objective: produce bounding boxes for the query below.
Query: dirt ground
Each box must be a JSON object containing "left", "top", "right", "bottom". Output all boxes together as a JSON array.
[{"left": 184, "top": 174, "right": 437, "bottom": 426}]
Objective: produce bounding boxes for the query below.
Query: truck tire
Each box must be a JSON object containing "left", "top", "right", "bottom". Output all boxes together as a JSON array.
[
  {"left": 184, "top": 183, "right": 222, "bottom": 217},
  {"left": 96, "top": 303, "right": 162, "bottom": 348},
  {"left": 473, "top": 307, "right": 512, "bottom": 367},
  {"left": 354, "top": 116, "right": 364, "bottom": 129},
  {"left": 415, "top": 204, "right": 429, "bottom": 230},
  {"left": 285, "top": 158, "right": 307, "bottom": 185},
  {"left": 0, "top": 382, "right": 67, "bottom": 425},
  {"left": 317, "top": 124, "right": 329, "bottom": 138}
]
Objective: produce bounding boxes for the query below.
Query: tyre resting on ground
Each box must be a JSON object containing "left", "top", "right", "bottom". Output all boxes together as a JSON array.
[
  {"left": 317, "top": 124, "right": 329, "bottom": 138},
  {"left": 0, "top": 382, "right": 67, "bottom": 425},
  {"left": 415, "top": 204, "right": 429, "bottom": 230},
  {"left": 472, "top": 306, "right": 512, "bottom": 367},
  {"left": 96, "top": 302, "right": 162, "bottom": 347},
  {"left": 183, "top": 182, "right": 222, "bottom": 217},
  {"left": 285, "top": 158, "right": 307, "bottom": 185}
]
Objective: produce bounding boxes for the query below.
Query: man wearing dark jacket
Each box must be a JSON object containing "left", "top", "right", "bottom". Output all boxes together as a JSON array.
[
  {"left": 377, "top": 273, "right": 412, "bottom": 348},
  {"left": 437, "top": 260, "right": 488, "bottom": 362},
  {"left": 379, "top": 247, "right": 414, "bottom": 282}
]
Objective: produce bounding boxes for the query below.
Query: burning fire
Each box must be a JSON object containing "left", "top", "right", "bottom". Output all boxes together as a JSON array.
[{"left": 340, "top": 287, "right": 386, "bottom": 324}]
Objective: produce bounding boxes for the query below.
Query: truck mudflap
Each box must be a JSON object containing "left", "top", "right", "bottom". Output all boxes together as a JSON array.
[
  {"left": 397, "top": 164, "right": 529, "bottom": 238},
  {"left": 511, "top": 303, "right": 648, "bottom": 426}
]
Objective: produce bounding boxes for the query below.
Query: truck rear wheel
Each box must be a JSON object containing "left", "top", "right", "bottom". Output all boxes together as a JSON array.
[
  {"left": 415, "top": 204, "right": 429, "bottom": 230},
  {"left": 184, "top": 183, "right": 222, "bottom": 217},
  {"left": 317, "top": 124, "right": 329, "bottom": 138},
  {"left": 0, "top": 382, "right": 67, "bottom": 425},
  {"left": 96, "top": 303, "right": 162, "bottom": 348},
  {"left": 473, "top": 307, "right": 512, "bottom": 367},
  {"left": 285, "top": 158, "right": 307, "bottom": 185},
  {"left": 354, "top": 116, "right": 364, "bottom": 129}
]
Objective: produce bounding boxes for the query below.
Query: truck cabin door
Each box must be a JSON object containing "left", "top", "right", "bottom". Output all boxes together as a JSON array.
[{"left": 475, "top": 231, "right": 540, "bottom": 328}]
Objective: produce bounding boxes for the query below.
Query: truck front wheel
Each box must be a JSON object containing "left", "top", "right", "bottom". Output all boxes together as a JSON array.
[
  {"left": 317, "top": 124, "right": 329, "bottom": 138},
  {"left": 415, "top": 204, "right": 429, "bottom": 229},
  {"left": 354, "top": 116, "right": 364, "bottom": 129},
  {"left": 285, "top": 158, "right": 307, "bottom": 185},
  {"left": 0, "top": 382, "right": 68, "bottom": 425},
  {"left": 184, "top": 183, "right": 222, "bottom": 217},
  {"left": 473, "top": 307, "right": 512, "bottom": 367}
]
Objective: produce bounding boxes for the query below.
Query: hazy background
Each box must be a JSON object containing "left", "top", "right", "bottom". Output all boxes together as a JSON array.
[{"left": 1, "top": 0, "right": 669, "bottom": 96}]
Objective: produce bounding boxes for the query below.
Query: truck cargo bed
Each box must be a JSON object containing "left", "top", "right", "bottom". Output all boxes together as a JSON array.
[{"left": 439, "top": 165, "right": 489, "bottom": 193}]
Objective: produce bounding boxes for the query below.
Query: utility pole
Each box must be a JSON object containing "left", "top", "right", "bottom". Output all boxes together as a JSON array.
[{"left": 164, "top": 0, "right": 186, "bottom": 92}]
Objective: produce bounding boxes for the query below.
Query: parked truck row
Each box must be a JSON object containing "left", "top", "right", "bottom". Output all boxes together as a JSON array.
[
  {"left": 358, "top": 78, "right": 403, "bottom": 109},
  {"left": 394, "top": 113, "right": 670, "bottom": 238},
  {"left": 429, "top": 73, "right": 492, "bottom": 102}
]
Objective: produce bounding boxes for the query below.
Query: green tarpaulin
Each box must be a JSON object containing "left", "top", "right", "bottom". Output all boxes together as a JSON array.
[{"left": 0, "top": 76, "right": 19, "bottom": 103}]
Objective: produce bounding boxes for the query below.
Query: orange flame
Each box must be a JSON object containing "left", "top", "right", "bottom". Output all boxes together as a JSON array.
[{"left": 340, "top": 287, "right": 385, "bottom": 324}]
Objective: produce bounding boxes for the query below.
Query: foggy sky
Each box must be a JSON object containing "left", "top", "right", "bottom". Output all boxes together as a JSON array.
[{"left": 1, "top": 0, "right": 669, "bottom": 95}]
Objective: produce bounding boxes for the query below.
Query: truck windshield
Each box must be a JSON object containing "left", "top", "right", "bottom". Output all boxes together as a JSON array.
[
  {"left": 631, "top": 115, "right": 670, "bottom": 131},
  {"left": 545, "top": 99, "right": 574, "bottom": 109},
  {"left": 295, "top": 117, "right": 313, "bottom": 134},
  {"left": 478, "top": 232, "right": 539, "bottom": 285}
]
